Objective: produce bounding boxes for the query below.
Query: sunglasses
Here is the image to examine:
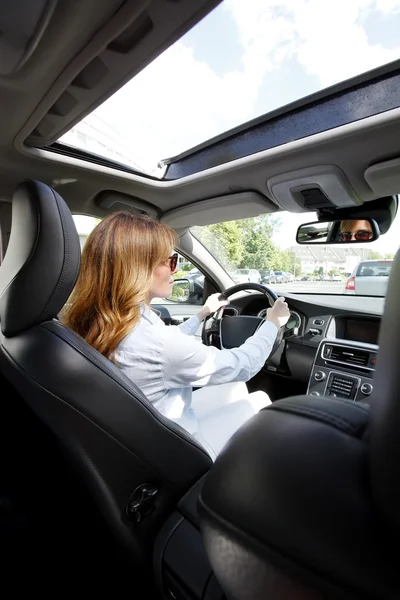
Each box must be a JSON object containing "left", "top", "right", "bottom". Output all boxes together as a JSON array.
[
  {"left": 167, "top": 252, "right": 178, "bottom": 271},
  {"left": 339, "top": 230, "right": 373, "bottom": 242}
]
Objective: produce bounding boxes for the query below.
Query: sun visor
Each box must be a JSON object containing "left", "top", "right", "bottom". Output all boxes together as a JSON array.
[
  {"left": 161, "top": 192, "right": 277, "bottom": 228},
  {"left": 364, "top": 157, "right": 400, "bottom": 196},
  {"left": 266, "top": 165, "right": 362, "bottom": 213}
]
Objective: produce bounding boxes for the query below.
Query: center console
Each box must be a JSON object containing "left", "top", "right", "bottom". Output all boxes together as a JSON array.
[{"left": 308, "top": 338, "right": 378, "bottom": 401}]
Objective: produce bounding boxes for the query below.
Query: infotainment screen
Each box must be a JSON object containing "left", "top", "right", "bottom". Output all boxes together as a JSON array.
[{"left": 344, "top": 319, "right": 380, "bottom": 345}]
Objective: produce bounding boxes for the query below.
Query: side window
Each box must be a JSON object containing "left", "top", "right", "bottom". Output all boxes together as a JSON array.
[
  {"left": 151, "top": 252, "right": 205, "bottom": 306},
  {"left": 72, "top": 215, "right": 101, "bottom": 250}
]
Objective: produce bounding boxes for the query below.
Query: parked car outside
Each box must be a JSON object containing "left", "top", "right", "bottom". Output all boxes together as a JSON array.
[
  {"left": 274, "top": 271, "right": 289, "bottom": 283},
  {"left": 259, "top": 269, "right": 277, "bottom": 284},
  {"left": 233, "top": 268, "right": 261, "bottom": 284},
  {"left": 344, "top": 259, "right": 393, "bottom": 296}
]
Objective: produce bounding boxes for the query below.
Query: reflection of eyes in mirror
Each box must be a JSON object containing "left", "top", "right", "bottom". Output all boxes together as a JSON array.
[
  {"left": 337, "top": 219, "right": 373, "bottom": 242},
  {"left": 296, "top": 218, "right": 379, "bottom": 245}
]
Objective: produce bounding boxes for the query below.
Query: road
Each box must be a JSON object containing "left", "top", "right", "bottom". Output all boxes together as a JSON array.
[
  {"left": 156, "top": 280, "right": 385, "bottom": 314},
  {"left": 270, "top": 281, "right": 345, "bottom": 294}
]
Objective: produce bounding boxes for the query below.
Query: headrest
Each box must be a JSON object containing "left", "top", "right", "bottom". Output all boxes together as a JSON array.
[
  {"left": 0, "top": 181, "right": 80, "bottom": 336},
  {"left": 199, "top": 396, "right": 399, "bottom": 599}
]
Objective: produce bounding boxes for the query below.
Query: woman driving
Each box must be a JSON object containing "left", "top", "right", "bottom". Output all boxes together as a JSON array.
[{"left": 63, "top": 212, "right": 290, "bottom": 458}]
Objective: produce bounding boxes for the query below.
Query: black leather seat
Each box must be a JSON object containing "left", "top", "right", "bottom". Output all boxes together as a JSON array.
[
  {"left": 199, "top": 251, "right": 400, "bottom": 599},
  {"left": 0, "top": 180, "right": 212, "bottom": 566}
]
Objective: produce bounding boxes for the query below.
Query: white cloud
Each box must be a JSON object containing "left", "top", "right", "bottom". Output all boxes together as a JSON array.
[
  {"left": 226, "top": 0, "right": 400, "bottom": 87},
  {"left": 376, "top": 0, "right": 400, "bottom": 12}
]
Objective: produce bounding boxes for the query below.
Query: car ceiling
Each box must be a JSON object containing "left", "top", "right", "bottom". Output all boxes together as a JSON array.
[{"left": 1, "top": 0, "right": 400, "bottom": 224}]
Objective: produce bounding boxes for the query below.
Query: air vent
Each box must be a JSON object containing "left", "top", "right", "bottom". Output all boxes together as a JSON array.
[{"left": 323, "top": 344, "right": 371, "bottom": 369}]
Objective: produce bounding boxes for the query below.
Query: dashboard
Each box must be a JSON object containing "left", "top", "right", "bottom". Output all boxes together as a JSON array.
[{"left": 227, "top": 291, "right": 382, "bottom": 402}]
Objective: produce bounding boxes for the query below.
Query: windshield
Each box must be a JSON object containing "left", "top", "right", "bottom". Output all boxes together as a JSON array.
[
  {"left": 191, "top": 209, "right": 400, "bottom": 297},
  {"left": 57, "top": 1, "right": 400, "bottom": 176}
]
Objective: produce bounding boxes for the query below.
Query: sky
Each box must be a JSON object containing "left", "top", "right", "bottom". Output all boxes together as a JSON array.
[{"left": 67, "top": 0, "right": 400, "bottom": 255}]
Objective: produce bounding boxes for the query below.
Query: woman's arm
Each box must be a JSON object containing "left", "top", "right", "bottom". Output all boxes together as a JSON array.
[{"left": 161, "top": 298, "right": 289, "bottom": 389}]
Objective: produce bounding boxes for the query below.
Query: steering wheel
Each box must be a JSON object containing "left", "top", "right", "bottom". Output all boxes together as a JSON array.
[{"left": 202, "top": 282, "right": 285, "bottom": 360}]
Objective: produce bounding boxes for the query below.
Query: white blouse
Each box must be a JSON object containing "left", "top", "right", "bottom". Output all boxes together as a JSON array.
[{"left": 115, "top": 306, "right": 278, "bottom": 435}]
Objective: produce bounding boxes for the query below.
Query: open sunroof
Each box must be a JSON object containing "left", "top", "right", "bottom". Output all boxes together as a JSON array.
[{"left": 53, "top": 0, "right": 400, "bottom": 179}]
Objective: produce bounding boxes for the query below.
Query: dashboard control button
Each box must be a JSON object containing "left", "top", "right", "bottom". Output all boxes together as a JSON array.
[
  {"left": 314, "top": 371, "right": 326, "bottom": 382},
  {"left": 361, "top": 383, "right": 373, "bottom": 396},
  {"left": 310, "top": 391, "right": 320, "bottom": 396},
  {"left": 313, "top": 319, "right": 324, "bottom": 326}
]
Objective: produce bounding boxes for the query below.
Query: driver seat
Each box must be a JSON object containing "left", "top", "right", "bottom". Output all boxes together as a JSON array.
[{"left": 0, "top": 180, "right": 212, "bottom": 565}]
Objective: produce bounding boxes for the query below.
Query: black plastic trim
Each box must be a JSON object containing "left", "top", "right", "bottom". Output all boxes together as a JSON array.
[{"left": 43, "top": 142, "right": 162, "bottom": 181}]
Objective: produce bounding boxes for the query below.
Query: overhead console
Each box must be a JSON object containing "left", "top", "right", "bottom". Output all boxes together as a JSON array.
[
  {"left": 308, "top": 339, "right": 377, "bottom": 401},
  {"left": 266, "top": 165, "right": 362, "bottom": 213}
]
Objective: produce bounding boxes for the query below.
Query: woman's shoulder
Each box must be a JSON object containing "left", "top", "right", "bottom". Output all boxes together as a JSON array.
[{"left": 117, "top": 308, "right": 168, "bottom": 349}]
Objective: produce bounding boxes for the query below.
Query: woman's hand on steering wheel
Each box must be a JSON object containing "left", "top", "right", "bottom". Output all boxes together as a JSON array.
[
  {"left": 198, "top": 293, "right": 230, "bottom": 320},
  {"left": 266, "top": 297, "right": 290, "bottom": 330}
]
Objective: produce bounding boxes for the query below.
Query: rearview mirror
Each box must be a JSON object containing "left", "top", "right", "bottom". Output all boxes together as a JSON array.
[{"left": 296, "top": 218, "right": 380, "bottom": 245}]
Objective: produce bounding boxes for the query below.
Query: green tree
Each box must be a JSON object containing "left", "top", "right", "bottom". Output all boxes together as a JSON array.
[
  {"left": 240, "top": 233, "right": 280, "bottom": 270},
  {"left": 192, "top": 221, "right": 243, "bottom": 269},
  {"left": 278, "top": 249, "right": 299, "bottom": 273},
  {"left": 238, "top": 216, "right": 280, "bottom": 270},
  {"left": 194, "top": 214, "right": 285, "bottom": 274}
]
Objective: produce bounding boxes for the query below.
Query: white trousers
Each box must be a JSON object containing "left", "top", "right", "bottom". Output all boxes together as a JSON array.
[{"left": 191, "top": 382, "right": 270, "bottom": 459}]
